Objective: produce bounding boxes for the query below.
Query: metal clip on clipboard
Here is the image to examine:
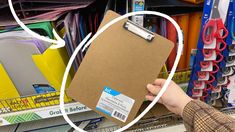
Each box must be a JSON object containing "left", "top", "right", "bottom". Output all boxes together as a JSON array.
[{"left": 123, "top": 20, "right": 154, "bottom": 42}]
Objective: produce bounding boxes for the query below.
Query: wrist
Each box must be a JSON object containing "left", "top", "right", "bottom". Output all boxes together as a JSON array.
[{"left": 179, "top": 96, "right": 192, "bottom": 116}]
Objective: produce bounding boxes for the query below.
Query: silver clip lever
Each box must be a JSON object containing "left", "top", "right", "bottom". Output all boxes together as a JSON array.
[{"left": 123, "top": 20, "right": 154, "bottom": 42}]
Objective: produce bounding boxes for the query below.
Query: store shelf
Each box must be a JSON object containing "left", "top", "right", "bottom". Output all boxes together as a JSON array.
[
  {"left": 145, "top": 0, "right": 203, "bottom": 15},
  {"left": 0, "top": 102, "right": 91, "bottom": 126},
  {"left": 14, "top": 111, "right": 102, "bottom": 132},
  {"left": 153, "top": 112, "right": 235, "bottom": 132},
  {"left": 142, "top": 108, "right": 235, "bottom": 132},
  {"left": 0, "top": 70, "right": 190, "bottom": 127}
]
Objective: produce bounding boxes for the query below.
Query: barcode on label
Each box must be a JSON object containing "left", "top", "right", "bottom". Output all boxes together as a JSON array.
[{"left": 113, "top": 110, "right": 126, "bottom": 122}]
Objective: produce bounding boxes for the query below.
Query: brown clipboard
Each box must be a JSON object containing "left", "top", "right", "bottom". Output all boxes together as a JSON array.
[{"left": 67, "top": 10, "right": 173, "bottom": 126}]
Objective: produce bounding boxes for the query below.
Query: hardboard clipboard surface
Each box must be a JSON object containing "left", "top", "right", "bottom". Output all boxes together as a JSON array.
[{"left": 67, "top": 10, "right": 173, "bottom": 126}]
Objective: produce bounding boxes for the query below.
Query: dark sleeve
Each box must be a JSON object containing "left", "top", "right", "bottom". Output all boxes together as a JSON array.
[{"left": 182, "top": 100, "right": 235, "bottom": 132}]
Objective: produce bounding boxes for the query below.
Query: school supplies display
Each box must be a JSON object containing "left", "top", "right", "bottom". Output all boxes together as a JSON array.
[
  {"left": 0, "top": 0, "right": 95, "bottom": 26},
  {"left": 0, "top": 0, "right": 107, "bottom": 126},
  {"left": 0, "top": 23, "right": 73, "bottom": 97},
  {"left": 2, "top": 0, "right": 235, "bottom": 131},
  {"left": 132, "top": 0, "right": 145, "bottom": 26},
  {"left": 223, "top": 1, "right": 235, "bottom": 107},
  {"left": 187, "top": 0, "right": 231, "bottom": 106}
]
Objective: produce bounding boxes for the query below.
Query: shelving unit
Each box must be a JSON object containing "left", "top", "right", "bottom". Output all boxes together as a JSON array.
[
  {"left": 0, "top": 102, "right": 91, "bottom": 126},
  {"left": 90, "top": 108, "right": 235, "bottom": 132},
  {"left": 0, "top": 68, "right": 190, "bottom": 126},
  {"left": 1, "top": 0, "right": 229, "bottom": 131}
]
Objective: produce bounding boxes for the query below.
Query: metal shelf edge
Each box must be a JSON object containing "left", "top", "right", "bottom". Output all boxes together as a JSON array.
[{"left": 0, "top": 102, "right": 91, "bottom": 126}]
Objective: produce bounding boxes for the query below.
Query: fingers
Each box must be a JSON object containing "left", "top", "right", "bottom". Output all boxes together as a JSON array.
[
  {"left": 153, "top": 78, "right": 166, "bottom": 87},
  {"left": 146, "top": 84, "right": 164, "bottom": 103},
  {"left": 145, "top": 95, "right": 155, "bottom": 101},
  {"left": 147, "top": 84, "right": 161, "bottom": 96},
  {"left": 145, "top": 94, "right": 163, "bottom": 104}
]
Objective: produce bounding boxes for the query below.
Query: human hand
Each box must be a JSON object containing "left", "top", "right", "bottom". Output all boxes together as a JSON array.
[{"left": 145, "top": 79, "right": 192, "bottom": 116}]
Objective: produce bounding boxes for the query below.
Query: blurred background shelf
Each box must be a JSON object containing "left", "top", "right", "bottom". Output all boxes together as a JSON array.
[{"left": 145, "top": 0, "right": 203, "bottom": 15}]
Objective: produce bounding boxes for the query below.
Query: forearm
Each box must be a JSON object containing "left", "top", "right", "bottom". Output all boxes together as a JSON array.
[{"left": 182, "top": 100, "right": 235, "bottom": 132}]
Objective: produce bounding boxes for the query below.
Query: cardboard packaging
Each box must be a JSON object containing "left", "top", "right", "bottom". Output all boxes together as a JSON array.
[{"left": 67, "top": 10, "right": 173, "bottom": 126}]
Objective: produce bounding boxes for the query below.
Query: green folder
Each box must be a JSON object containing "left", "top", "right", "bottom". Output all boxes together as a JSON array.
[{"left": 0, "top": 22, "right": 53, "bottom": 38}]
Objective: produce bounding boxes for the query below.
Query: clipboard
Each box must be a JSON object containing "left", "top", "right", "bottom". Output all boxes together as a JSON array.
[{"left": 67, "top": 10, "right": 173, "bottom": 126}]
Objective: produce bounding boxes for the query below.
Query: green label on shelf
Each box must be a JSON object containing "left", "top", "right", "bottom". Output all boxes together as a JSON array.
[{"left": 4, "top": 112, "right": 42, "bottom": 124}]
